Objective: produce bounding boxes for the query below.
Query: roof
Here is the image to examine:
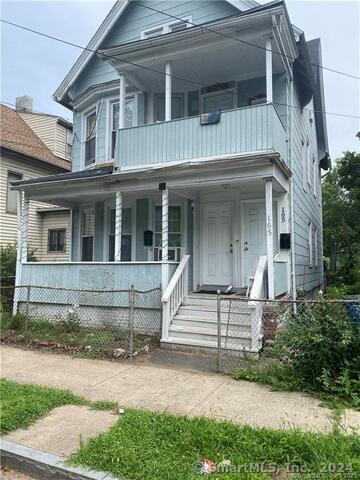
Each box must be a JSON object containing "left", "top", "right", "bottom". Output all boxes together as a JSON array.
[
  {"left": 0, "top": 104, "right": 71, "bottom": 171},
  {"left": 53, "top": 0, "right": 260, "bottom": 107},
  {"left": 11, "top": 166, "right": 114, "bottom": 188}
]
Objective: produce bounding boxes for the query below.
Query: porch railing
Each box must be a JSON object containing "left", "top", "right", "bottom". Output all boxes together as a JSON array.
[
  {"left": 161, "top": 255, "right": 190, "bottom": 340},
  {"left": 249, "top": 255, "right": 267, "bottom": 347}
]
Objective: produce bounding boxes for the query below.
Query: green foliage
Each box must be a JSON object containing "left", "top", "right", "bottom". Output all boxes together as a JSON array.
[
  {"left": 69, "top": 408, "right": 360, "bottom": 480},
  {"left": 0, "top": 379, "right": 118, "bottom": 435},
  {"left": 59, "top": 306, "right": 81, "bottom": 332},
  {"left": 235, "top": 299, "right": 360, "bottom": 408},
  {"left": 322, "top": 145, "right": 360, "bottom": 284}
]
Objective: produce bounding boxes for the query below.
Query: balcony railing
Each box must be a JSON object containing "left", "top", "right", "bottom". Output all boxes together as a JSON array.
[{"left": 117, "top": 103, "right": 287, "bottom": 169}]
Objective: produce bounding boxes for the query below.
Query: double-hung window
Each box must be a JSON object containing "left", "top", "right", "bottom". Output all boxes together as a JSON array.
[
  {"left": 302, "top": 139, "right": 307, "bottom": 191},
  {"left": 307, "top": 139, "right": 312, "bottom": 187},
  {"left": 85, "top": 111, "right": 96, "bottom": 166},
  {"left": 308, "top": 222, "right": 313, "bottom": 267},
  {"left": 108, "top": 207, "right": 132, "bottom": 261},
  {"left": 48, "top": 229, "right": 66, "bottom": 253},
  {"left": 313, "top": 156, "right": 317, "bottom": 197},
  {"left": 111, "top": 97, "right": 137, "bottom": 158},
  {"left": 314, "top": 227, "right": 318, "bottom": 267},
  {"left": 7, "top": 171, "right": 22, "bottom": 214},
  {"left": 154, "top": 206, "right": 182, "bottom": 261},
  {"left": 81, "top": 208, "right": 94, "bottom": 261}
]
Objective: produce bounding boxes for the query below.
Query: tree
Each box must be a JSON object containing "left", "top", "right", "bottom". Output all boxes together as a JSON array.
[{"left": 322, "top": 141, "right": 360, "bottom": 284}]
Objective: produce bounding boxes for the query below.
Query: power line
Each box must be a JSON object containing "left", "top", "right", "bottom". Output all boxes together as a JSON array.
[
  {"left": 137, "top": 2, "right": 360, "bottom": 81},
  {"left": 1, "top": 18, "right": 359, "bottom": 120}
]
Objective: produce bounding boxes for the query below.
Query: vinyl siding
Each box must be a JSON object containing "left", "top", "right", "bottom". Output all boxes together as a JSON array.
[
  {"left": 38, "top": 211, "right": 70, "bottom": 261},
  {"left": 73, "top": 0, "right": 239, "bottom": 98},
  {"left": 291, "top": 90, "right": 323, "bottom": 292},
  {"left": 0, "top": 154, "right": 66, "bottom": 260},
  {"left": 19, "top": 112, "right": 72, "bottom": 162}
]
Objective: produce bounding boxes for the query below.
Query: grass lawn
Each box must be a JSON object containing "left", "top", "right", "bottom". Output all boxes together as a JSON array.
[
  {"left": 68, "top": 409, "right": 360, "bottom": 480},
  {"left": 1, "top": 379, "right": 359, "bottom": 480},
  {"left": 0, "top": 379, "right": 116, "bottom": 434}
]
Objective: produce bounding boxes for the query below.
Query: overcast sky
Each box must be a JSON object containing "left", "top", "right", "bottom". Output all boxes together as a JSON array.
[{"left": 1, "top": 0, "right": 359, "bottom": 161}]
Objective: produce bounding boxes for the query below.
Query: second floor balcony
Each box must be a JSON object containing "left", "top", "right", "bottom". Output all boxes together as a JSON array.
[{"left": 116, "top": 102, "right": 288, "bottom": 170}]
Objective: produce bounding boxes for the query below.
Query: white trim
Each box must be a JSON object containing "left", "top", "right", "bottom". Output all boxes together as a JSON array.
[
  {"left": 265, "top": 180, "right": 274, "bottom": 299},
  {"left": 24, "top": 261, "right": 179, "bottom": 265},
  {"left": 81, "top": 105, "right": 98, "bottom": 169},
  {"left": 266, "top": 37, "right": 273, "bottom": 103},
  {"left": 165, "top": 62, "right": 172, "bottom": 122},
  {"left": 313, "top": 156, "right": 317, "bottom": 197},
  {"left": 308, "top": 221, "right": 313, "bottom": 268},
  {"left": 80, "top": 207, "right": 95, "bottom": 261}
]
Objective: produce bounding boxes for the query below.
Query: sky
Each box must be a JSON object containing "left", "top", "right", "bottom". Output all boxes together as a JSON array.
[{"left": 1, "top": 0, "right": 359, "bottom": 161}]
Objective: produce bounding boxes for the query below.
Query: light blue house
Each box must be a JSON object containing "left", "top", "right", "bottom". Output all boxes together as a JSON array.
[{"left": 13, "top": 0, "right": 330, "bottom": 352}]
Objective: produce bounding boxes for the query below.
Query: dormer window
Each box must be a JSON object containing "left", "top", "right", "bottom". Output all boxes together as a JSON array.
[
  {"left": 85, "top": 111, "right": 96, "bottom": 166},
  {"left": 141, "top": 17, "right": 191, "bottom": 39}
]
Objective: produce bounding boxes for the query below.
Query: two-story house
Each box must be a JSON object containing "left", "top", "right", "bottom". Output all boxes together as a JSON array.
[
  {"left": 12, "top": 0, "right": 330, "bottom": 353},
  {"left": 0, "top": 100, "right": 72, "bottom": 261}
]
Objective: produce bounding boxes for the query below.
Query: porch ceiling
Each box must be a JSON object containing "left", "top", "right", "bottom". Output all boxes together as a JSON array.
[{"left": 16, "top": 155, "right": 289, "bottom": 206}]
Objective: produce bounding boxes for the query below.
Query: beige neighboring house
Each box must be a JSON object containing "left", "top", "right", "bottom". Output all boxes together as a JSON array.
[{"left": 0, "top": 97, "right": 72, "bottom": 261}]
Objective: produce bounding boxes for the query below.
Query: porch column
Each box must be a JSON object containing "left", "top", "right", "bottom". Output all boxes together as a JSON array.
[
  {"left": 114, "top": 191, "right": 123, "bottom": 262},
  {"left": 266, "top": 38, "right": 273, "bottom": 103},
  {"left": 13, "top": 191, "right": 23, "bottom": 314},
  {"left": 165, "top": 61, "right": 172, "bottom": 121},
  {"left": 161, "top": 186, "right": 169, "bottom": 289},
  {"left": 265, "top": 180, "right": 275, "bottom": 299},
  {"left": 119, "top": 74, "right": 126, "bottom": 129},
  {"left": 21, "top": 193, "right": 29, "bottom": 263}
]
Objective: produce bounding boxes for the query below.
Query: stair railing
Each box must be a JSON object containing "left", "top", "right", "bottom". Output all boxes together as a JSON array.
[
  {"left": 161, "top": 254, "right": 190, "bottom": 340},
  {"left": 249, "top": 255, "right": 267, "bottom": 351}
]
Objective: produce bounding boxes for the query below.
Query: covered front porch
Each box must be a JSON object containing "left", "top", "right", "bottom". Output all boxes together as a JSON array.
[{"left": 13, "top": 155, "right": 291, "bottom": 300}]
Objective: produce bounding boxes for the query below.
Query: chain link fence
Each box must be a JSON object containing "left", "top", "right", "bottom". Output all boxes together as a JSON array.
[
  {"left": 1, "top": 284, "right": 162, "bottom": 359},
  {"left": 217, "top": 295, "right": 360, "bottom": 373}
]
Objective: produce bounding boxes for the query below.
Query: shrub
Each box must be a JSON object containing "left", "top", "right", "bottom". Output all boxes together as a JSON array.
[{"left": 272, "top": 299, "right": 360, "bottom": 403}]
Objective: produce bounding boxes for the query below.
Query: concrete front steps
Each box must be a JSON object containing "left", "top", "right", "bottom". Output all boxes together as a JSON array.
[{"left": 161, "top": 293, "right": 262, "bottom": 355}]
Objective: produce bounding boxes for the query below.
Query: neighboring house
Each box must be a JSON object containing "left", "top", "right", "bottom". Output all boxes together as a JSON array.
[
  {"left": 0, "top": 102, "right": 72, "bottom": 261},
  {"left": 12, "top": 0, "right": 330, "bottom": 353}
]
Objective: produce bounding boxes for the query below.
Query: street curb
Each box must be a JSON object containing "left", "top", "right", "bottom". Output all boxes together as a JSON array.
[{"left": 0, "top": 439, "right": 118, "bottom": 480}]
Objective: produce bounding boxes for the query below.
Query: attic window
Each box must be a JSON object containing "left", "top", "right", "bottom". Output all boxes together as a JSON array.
[{"left": 141, "top": 17, "right": 191, "bottom": 39}]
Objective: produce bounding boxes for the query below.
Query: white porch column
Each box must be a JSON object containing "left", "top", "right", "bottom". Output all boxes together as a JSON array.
[
  {"left": 119, "top": 74, "right": 126, "bottom": 129},
  {"left": 266, "top": 38, "right": 273, "bottom": 103},
  {"left": 13, "top": 191, "right": 23, "bottom": 314},
  {"left": 21, "top": 193, "right": 29, "bottom": 263},
  {"left": 265, "top": 180, "right": 275, "bottom": 299},
  {"left": 165, "top": 61, "right": 172, "bottom": 121},
  {"left": 161, "top": 187, "right": 169, "bottom": 289},
  {"left": 114, "top": 191, "right": 123, "bottom": 262}
]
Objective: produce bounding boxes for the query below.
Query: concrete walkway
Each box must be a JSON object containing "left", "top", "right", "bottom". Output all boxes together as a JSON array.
[{"left": 2, "top": 346, "right": 359, "bottom": 433}]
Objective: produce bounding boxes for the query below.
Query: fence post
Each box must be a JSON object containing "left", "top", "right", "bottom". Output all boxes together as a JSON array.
[
  {"left": 25, "top": 285, "right": 31, "bottom": 333},
  {"left": 217, "top": 290, "right": 222, "bottom": 373},
  {"left": 128, "top": 285, "right": 136, "bottom": 356}
]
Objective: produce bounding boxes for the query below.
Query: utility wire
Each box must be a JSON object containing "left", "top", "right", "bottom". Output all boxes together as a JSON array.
[
  {"left": 137, "top": 1, "right": 360, "bottom": 81},
  {"left": 1, "top": 18, "right": 359, "bottom": 120}
]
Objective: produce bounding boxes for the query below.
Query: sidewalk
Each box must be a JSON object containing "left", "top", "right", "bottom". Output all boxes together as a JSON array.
[{"left": 1, "top": 345, "right": 359, "bottom": 433}]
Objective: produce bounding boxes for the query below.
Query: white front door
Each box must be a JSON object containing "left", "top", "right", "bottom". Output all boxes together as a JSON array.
[
  {"left": 243, "top": 202, "right": 278, "bottom": 284},
  {"left": 201, "top": 202, "right": 233, "bottom": 286}
]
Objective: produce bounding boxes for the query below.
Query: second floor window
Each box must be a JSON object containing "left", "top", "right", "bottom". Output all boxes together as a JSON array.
[
  {"left": 7, "top": 171, "right": 22, "bottom": 214},
  {"left": 111, "top": 97, "right": 137, "bottom": 158},
  {"left": 85, "top": 111, "right": 96, "bottom": 166}
]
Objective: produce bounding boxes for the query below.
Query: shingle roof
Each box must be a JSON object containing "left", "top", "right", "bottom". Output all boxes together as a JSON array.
[{"left": 0, "top": 104, "right": 71, "bottom": 170}]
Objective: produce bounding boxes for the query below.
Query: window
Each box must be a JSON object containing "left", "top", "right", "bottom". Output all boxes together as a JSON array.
[
  {"left": 111, "top": 97, "right": 137, "bottom": 158},
  {"left": 313, "top": 156, "right": 317, "bottom": 197},
  {"left": 48, "top": 229, "right": 66, "bottom": 252},
  {"left": 141, "top": 17, "right": 191, "bottom": 39},
  {"left": 155, "top": 94, "right": 184, "bottom": 122},
  {"left": 302, "top": 139, "right": 307, "bottom": 191},
  {"left": 81, "top": 208, "right": 94, "bottom": 261},
  {"left": 7, "top": 171, "right": 22, "bottom": 214},
  {"left": 154, "top": 206, "right": 182, "bottom": 261},
  {"left": 307, "top": 139, "right": 311, "bottom": 187},
  {"left": 66, "top": 130, "right": 73, "bottom": 159},
  {"left": 314, "top": 227, "right": 318, "bottom": 267},
  {"left": 85, "top": 111, "right": 96, "bottom": 166},
  {"left": 108, "top": 208, "right": 132, "bottom": 261},
  {"left": 308, "top": 222, "right": 313, "bottom": 267}
]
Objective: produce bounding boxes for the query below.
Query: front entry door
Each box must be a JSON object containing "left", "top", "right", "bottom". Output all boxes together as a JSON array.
[
  {"left": 243, "top": 202, "right": 278, "bottom": 284},
  {"left": 201, "top": 202, "right": 233, "bottom": 286}
]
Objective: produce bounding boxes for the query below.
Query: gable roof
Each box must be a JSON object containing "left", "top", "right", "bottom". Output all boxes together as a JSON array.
[
  {"left": 53, "top": 0, "right": 259, "bottom": 108},
  {"left": 0, "top": 104, "right": 71, "bottom": 171}
]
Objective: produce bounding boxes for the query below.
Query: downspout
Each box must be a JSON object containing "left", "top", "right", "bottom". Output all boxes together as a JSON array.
[{"left": 289, "top": 78, "right": 297, "bottom": 310}]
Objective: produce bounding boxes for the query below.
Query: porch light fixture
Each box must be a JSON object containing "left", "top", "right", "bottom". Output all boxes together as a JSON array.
[
  {"left": 159, "top": 182, "right": 166, "bottom": 191},
  {"left": 221, "top": 184, "right": 231, "bottom": 190}
]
